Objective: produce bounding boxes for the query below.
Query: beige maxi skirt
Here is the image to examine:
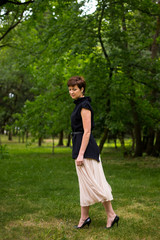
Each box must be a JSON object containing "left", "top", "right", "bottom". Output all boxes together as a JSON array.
[{"left": 75, "top": 157, "right": 113, "bottom": 206}]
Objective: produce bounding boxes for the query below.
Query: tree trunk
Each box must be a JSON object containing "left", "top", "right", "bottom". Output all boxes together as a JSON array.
[
  {"left": 114, "top": 138, "right": 117, "bottom": 149},
  {"left": 142, "top": 127, "right": 148, "bottom": 152},
  {"left": 98, "top": 2, "right": 113, "bottom": 154},
  {"left": 118, "top": 132, "right": 129, "bottom": 156},
  {"left": 0, "top": 128, "right": 4, "bottom": 134},
  {"left": 67, "top": 133, "right": 71, "bottom": 147},
  {"left": 152, "top": 130, "right": 160, "bottom": 156},
  {"left": 134, "top": 125, "right": 142, "bottom": 157},
  {"left": 151, "top": 2, "right": 160, "bottom": 60},
  {"left": 121, "top": 5, "right": 142, "bottom": 157},
  {"left": 118, "top": 133, "right": 125, "bottom": 150},
  {"left": 134, "top": 123, "right": 142, "bottom": 157},
  {"left": 131, "top": 129, "right": 135, "bottom": 152},
  {"left": 38, "top": 137, "right": 42, "bottom": 146},
  {"left": 130, "top": 99, "right": 142, "bottom": 157},
  {"left": 22, "top": 133, "right": 25, "bottom": 143},
  {"left": 99, "top": 128, "right": 109, "bottom": 153},
  {"left": 26, "top": 131, "right": 28, "bottom": 142},
  {"left": 57, "top": 130, "right": 64, "bottom": 146},
  {"left": 146, "top": 129, "right": 155, "bottom": 155},
  {"left": 147, "top": 2, "right": 160, "bottom": 156},
  {"left": 8, "top": 130, "right": 12, "bottom": 141}
]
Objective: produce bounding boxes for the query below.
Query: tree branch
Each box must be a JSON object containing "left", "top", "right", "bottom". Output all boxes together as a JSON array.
[
  {"left": 0, "top": 0, "right": 34, "bottom": 7},
  {"left": 151, "top": 1, "right": 160, "bottom": 59},
  {"left": 8, "top": 0, "right": 34, "bottom": 5},
  {"left": 106, "top": 0, "right": 160, "bottom": 17},
  {"left": 128, "top": 1, "right": 160, "bottom": 17},
  {"left": 0, "top": 44, "right": 12, "bottom": 48},
  {"left": 0, "top": 20, "right": 21, "bottom": 41},
  {"left": 0, "top": 7, "right": 26, "bottom": 41},
  {"left": 98, "top": 0, "right": 111, "bottom": 66}
]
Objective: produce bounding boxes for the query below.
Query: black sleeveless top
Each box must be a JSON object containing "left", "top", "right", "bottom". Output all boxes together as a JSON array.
[{"left": 71, "top": 96, "right": 100, "bottom": 162}]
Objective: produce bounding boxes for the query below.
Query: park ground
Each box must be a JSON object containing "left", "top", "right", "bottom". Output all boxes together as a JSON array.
[{"left": 0, "top": 135, "right": 160, "bottom": 240}]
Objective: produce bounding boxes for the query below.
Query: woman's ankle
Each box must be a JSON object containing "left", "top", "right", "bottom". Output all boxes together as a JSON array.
[
  {"left": 81, "top": 216, "right": 89, "bottom": 221},
  {"left": 107, "top": 213, "right": 116, "bottom": 219}
]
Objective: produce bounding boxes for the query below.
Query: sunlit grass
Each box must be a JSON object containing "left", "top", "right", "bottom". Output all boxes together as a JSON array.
[
  {"left": 0, "top": 135, "right": 160, "bottom": 240},
  {"left": 1, "top": 133, "right": 132, "bottom": 150}
]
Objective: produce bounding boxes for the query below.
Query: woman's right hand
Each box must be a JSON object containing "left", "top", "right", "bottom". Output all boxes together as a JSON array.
[{"left": 76, "top": 155, "right": 84, "bottom": 166}]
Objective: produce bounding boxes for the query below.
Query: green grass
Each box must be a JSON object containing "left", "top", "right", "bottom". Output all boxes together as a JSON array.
[{"left": 0, "top": 136, "right": 160, "bottom": 240}]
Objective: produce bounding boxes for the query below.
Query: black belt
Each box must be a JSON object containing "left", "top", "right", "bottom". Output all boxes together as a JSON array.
[{"left": 71, "top": 132, "right": 83, "bottom": 136}]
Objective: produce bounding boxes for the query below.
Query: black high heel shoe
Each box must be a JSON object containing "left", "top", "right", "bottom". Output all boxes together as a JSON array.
[
  {"left": 74, "top": 217, "right": 91, "bottom": 229},
  {"left": 105, "top": 215, "right": 119, "bottom": 229}
]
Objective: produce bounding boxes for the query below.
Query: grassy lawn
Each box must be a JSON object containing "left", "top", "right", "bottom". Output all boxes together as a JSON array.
[{"left": 0, "top": 136, "right": 160, "bottom": 240}]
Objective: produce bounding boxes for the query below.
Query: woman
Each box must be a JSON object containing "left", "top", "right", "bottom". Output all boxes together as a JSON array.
[{"left": 67, "top": 76, "right": 119, "bottom": 229}]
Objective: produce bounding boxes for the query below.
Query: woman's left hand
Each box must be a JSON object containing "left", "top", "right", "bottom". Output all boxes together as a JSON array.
[{"left": 76, "top": 155, "right": 84, "bottom": 166}]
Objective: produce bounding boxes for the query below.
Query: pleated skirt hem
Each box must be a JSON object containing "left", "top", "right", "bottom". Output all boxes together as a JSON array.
[
  {"left": 75, "top": 158, "right": 113, "bottom": 207},
  {"left": 80, "top": 198, "right": 114, "bottom": 207}
]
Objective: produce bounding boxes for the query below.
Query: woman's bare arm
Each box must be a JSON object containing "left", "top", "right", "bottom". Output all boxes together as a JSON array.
[{"left": 76, "top": 108, "right": 91, "bottom": 166}]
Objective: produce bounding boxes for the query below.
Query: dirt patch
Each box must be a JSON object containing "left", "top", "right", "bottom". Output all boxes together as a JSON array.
[
  {"left": 117, "top": 202, "right": 149, "bottom": 221},
  {"left": 7, "top": 218, "right": 64, "bottom": 230}
]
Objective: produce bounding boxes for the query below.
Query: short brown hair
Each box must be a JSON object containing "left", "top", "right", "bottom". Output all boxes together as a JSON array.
[{"left": 67, "top": 76, "right": 86, "bottom": 94}]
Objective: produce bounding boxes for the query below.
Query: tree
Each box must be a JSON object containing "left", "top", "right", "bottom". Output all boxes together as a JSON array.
[
  {"left": 1, "top": 0, "right": 160, "bottom": 158},
  {"left": 0, "top": 0, "right": 34, "bottom": 47},
  {"left": 0, "top": 46, "right": 35, "bottom": 139}
]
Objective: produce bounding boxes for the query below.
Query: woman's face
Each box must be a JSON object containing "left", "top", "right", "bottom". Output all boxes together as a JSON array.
[{"left": 68, "top": 85, "right": 84, "bottom": 100}]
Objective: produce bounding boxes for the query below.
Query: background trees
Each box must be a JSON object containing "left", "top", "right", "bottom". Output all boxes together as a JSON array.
[{"left": 0, "top": 0, "right": 160, "bottom": 157}]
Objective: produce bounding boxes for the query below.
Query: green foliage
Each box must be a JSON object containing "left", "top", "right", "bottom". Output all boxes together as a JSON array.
[
  {"left": 1, "top": 0, "right": 160, "bottom": 156},
  {"left": 0, "top": 45, "right": 35, "bottom": 133},
  {"left": 0, "top": 144, "right": 9, "bottom": 159}
]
